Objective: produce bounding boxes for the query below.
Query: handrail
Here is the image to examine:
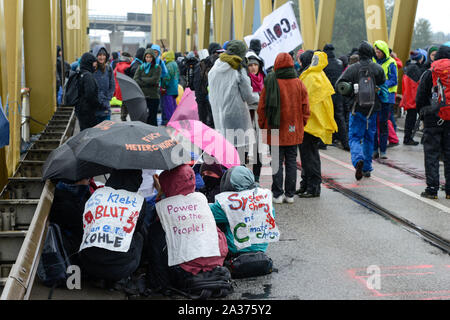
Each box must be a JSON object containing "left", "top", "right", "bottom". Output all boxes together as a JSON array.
[{"left": 0, "top": 108, "right": 75, "bottom": 300}]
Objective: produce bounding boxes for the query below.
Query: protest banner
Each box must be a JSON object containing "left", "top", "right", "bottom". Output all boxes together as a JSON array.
[
  {"left": 244, "top": 1, "right": 303, "bottom": 69},
  {"left": 215, "top": 188, "right": 280, "bottom": 250},
  {"left": 80, "top": 187, "right": 144, "bottom": 253},
  {"left": 156, "top": 192, "right": 220, "bottom": 266}
]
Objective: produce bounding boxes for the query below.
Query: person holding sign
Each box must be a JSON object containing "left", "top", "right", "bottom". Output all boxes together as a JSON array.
[
  {"left": 210, "top": 166, "right": 279, "bottom": 278},
  {"left": 79, "top": 169, "right": 147, "bottom": 285}
]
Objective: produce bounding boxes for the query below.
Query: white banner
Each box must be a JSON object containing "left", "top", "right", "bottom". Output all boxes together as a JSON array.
[
  {"left": 80, "top": 187, "right": 144, "bottom": 253},
  {"left": 156, "top": 192, "right": 220, "bottom": 267},
  {"left": 215, "top": 188, "right": 280, "bottom": 250},
  {"left": 244, "top": 1, "right": 303, "bottom": 69}
]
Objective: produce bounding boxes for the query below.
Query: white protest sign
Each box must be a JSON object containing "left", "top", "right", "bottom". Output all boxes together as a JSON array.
[
  {"left": 244, "top": 1, "right": 303, "bottom": 69},
  {"left": 215, "top": 188, "right": 280, "bottom": 250},
  {"left": 156, "top": 192, "right": 220, "bottom": 267},
  {"left": 80, "top": 187, "right": 144, "bottom": 253}
]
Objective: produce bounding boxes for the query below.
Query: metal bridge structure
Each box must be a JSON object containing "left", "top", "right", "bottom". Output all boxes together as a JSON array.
[{"left": 0, "top": 0, "right": 420, "bottom": 300}]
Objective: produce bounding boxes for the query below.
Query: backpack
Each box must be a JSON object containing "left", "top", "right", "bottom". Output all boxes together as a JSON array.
[
  {"left": 146, "top": 221, "right": 233, "bottom": 300},
  {"left": 357, "top": 63, "right": 377, "bottom": 112},
  {"left": 61, "top": 70, "right": 83, "bottom": 107},
  {"left": 225, "top": 251, "right": 273, "bottom": 279},
  {"left": 431, "top": 59, "right": 450, "bottom": 123},
  {"left": 37, "top": 223, "right": 71, "bottom": 292}
]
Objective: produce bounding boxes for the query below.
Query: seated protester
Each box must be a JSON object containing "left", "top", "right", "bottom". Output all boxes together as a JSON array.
[
  {"left": 79, "top": 169, "right": 147, "bottom": 286},
  {"left": 49, "top": 178, "right": 92, "bottom": 265},
  {"left": 209, "top": 166, "right": 280, "bottom": 278},
  {"left": 199, "top": 162, "right": 225, "bottom": 204},
  {"left": 150, "top": 164, "right": 231, "bottom": 298}
]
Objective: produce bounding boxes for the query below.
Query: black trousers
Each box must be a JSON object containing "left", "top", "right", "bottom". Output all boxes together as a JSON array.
[
  {"left": 332, "top": 94, "right": 349, "bottom": 147},
  {"left": 404, "top": 108, "right": 418, "bottom": 142},
  {"left": 423, "top": 125, "right": 450, "bottom": 195},
  {"left": 271, "top": 145, "right": 298, "bottom": 198},
  {"left": 299, "top": 133, "right": 322, "bottom": 194},
  {"left": 197, "top": 99, "right": 215, "bottom": 128},
  {"left": 146, "top": 98, "right": 160, "bottom": 126}
]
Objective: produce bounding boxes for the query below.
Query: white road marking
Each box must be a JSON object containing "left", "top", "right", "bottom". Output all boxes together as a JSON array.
[{"left": 320, "top": 152, "right": 450, "bottom": 214}]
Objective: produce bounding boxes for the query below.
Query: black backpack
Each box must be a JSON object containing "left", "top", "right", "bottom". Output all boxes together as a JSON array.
[
  {"left": 37, "top": 223, "right": 71, "bottom": 291},
  {"left": 61, "top": 70, "right": 83, "bottom": 107},
  {"left": 146, "top": 221, "right": 233, "bottom": 300},
  {"left": 225, "top": 252, "right": 273, "bottom": 279},
  {"left": 357, "top": 64, "right": 377, "bottom": 112}
]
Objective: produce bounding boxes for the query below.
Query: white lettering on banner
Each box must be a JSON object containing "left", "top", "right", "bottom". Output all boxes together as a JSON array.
[
  {"left": 156, "top": 193, "right": 220, "bottom": 267},
  {"left": 79, "top": 187, "right": 144, "bottom": 253},
  {"left": 244, "top": 2, "right": 303, "bottom": 69},
  {"left": 215, "top": 188, "right": 280, "bottom": 250}
]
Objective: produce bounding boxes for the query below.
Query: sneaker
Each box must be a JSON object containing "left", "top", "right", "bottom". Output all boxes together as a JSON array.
[
  {"left": 355, "top": 160, "right": 364, "bottom": 181},
  {"left": 404, "top": 140, "right": 419, "bottom": 146},
  {"left": 284, "top": 196, "right": 295, "bottom": 204},
  {"left": 273, "top": 195, "right": 285, "bottom": 204},
  {"left": 380, "top": 152, "right": 388, "bottom": 159},
  {"left": 298, "top": 192, "right": 320, "bottom": 198},
  {"left": 295, "top": 186, "right": 307, "bottom": 195},
  {"left": 373, "top": 152, "right": 380, "bottom": 160},
  {"left": 388, "top": 142, "right": 399, "bottom": 148},
  {"left": 363, "top": 171, "right": 371, "bottom": 178},
  {"left": 421, "top": 191, "right": 438, "bottom": 200}
]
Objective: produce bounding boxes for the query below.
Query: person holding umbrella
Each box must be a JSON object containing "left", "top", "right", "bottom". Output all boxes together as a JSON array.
[{"left": 134, "top": 49, "right": 162, "bottom": 126}]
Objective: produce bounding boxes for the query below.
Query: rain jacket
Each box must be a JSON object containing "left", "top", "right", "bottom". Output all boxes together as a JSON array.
[
  {"left": 133, "top": 49, "right": 162, "bottom": 99},
  {"left": 158, "top": 165, "right": 228, "bottom": 275},
  {"left": 300, "top": 51, "right": 338, "bottom": 145},
  {"left": 374, "top": 40, "right": 398, "bottom": 104},
  {"left": 92, "top": 45, "right": 116, "bottom": 113},
  {"left": 161, "top": 51, "right": 180, "bottom": 96},
  {"left": 258, "top": 53, "right": 310, "bottom": 146},
  {"left": 151, "top": 44, "right": 169, "bottom": 79},
  {"left": 208, "top": 56, "right": 260, "bottom": 146},
  {"left": 113, "top": 57, "right": 133, "bottom": 102}
]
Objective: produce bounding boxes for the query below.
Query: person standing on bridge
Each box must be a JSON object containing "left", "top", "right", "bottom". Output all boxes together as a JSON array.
[
  {"left": 336, "top": 41, "right": 386, "bottom": 181},
  {"left": 92, "top": 45, "right": 116, "bottom": 124}
]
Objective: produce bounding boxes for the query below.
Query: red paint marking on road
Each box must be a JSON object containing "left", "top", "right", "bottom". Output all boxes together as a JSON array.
[
  {"left": 378, "top": 290, "right": 450, "bottom": 298},
  {"left": 349, "top": 265, "right": 434, "bottom": 272},
  {"left": 353, "top": 272, "right": 435, "bottom": 278},
  {"left": 346, "top": 269, "right": 384, "bottom": 297}
]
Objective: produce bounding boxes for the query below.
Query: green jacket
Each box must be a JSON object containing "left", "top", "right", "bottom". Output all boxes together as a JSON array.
[{"left": 134, "top": 58, "right": 162, "bottom": 99}]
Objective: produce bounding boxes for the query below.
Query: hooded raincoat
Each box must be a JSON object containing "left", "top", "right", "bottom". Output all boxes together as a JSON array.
[
  {"left": 300, "top": 51, "right": 338, "bottom": 145},
  {"left": 161, "top": 51, "right": 180, "bottom": 96},
  {"left": 208, "top": 52, "right": 259, "bottom": 147},
  {"left": 92, "top": 45, "right": 115, "bottom": 118}
]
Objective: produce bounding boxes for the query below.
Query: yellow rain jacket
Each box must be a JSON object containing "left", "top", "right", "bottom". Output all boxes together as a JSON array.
[
  {"left": 299, "top": 51, "right": 338, "bottom": 145},
  {"left": 176, "top": 85, "right": 184, "bottom": 105}
]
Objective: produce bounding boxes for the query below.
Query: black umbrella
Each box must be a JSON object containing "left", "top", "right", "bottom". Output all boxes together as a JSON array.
[
  {"left": 116, "top": 72, "right": 149, "bottom": 122},
  {"left": 66, "top": 121, "right": 191, "bottom": 171},
  {"left": 42, "top": 143, "right": 113, "bottom": 182}
]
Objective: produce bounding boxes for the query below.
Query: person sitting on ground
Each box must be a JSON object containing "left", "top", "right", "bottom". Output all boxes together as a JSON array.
[
  {"left": 209, "top": 166, "right": 279, "bottom": 278},
  {"left": 199, "top": 162, "right": 225, "bottom": 204},
  {"left": 79, "top": 169, "right": 147, "bottom": 288}
]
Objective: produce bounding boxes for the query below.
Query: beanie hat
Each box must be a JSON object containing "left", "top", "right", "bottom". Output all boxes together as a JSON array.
[{"left": 225, "top": 40, "right": 247, "bottom": 60}]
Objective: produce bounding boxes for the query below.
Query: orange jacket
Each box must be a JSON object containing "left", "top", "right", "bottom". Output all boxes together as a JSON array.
[{"left": 258, "top": 53, "right": 310, "bottom": 146}]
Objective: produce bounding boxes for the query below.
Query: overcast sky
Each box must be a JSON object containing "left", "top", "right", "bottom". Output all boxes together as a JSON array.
[{"left": 89, "top": 0, "right": 449, "bottom": 33}]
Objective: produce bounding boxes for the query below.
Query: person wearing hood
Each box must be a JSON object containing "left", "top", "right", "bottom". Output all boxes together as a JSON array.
[
  {"left": 209, "top": 166, "right": 278, "bottom": 277},
  {"left": 246, "top": 51, "right": 265, "bottom": 182},
  {"left": 373, "top": 40, "right": 398, "bottom": 159},
  {"left": 258, "top": 52, "right": 310, "bottom": 203},
  {"left": 125, "top": 47, "right": 145, "bottom": 78},
  {"left": 323, "top": 44, "right": 350, "bottom": 151},
  {"left": 208, "top": 40, "right": 260, "bottom": 158},
  {"left": 75, "top": 52, "right": 103, "bottom": 131},
  {"left": 416, "top": 45, "right": 450, "bottom": 199},
  {"left": 92, "top": 45, "right": 116, "bottom": 124},
  {"left": 400, "top": 49, "right": 428, "bottom": 146},
  {"left": 160, "top": 51, "right": 180, "bottom": 124},
  {"left": 336, "top": 41, "right": 386, "bottom": 180},
  {"left": 193, "top": 42, "right": 225, "bottom": 128},
  {"left": 248, "top": 39, "right": 265, "bottom": 72},
  {"left": 182, "top": 51, "right": 199, "bottom": 91},
  {"left": 198, "top": 163, "right": 224, "bottom": 204},
  {"left": 152, "top": 165, "right": 228, "bottom": 284},
  {"left": 151, "top": 44, "right": 169, "bottom": 79},
  {"left": 79, "top": 169, "right": 147, "bottom": 285},
  {"left": 56, "top": 46, "right": 71, "bottom": 105},
  {"left": 296, "top": 51, "right": 337, "bottom": 197},
  {"left": 134, "top": 48, "right": 162, "bottom": 126}
]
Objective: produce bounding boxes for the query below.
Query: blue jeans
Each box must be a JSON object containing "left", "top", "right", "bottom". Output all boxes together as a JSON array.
[
  {"left": 374, "top": 103, "right": 391, "bottom": 154},
  {"left": 349, "top": 112, "right": 378, "bottom": 173}
]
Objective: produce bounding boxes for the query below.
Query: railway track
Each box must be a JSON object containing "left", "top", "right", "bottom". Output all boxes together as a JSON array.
[{"left": 0, "top": 107, "right": 76, "bottom": 299}]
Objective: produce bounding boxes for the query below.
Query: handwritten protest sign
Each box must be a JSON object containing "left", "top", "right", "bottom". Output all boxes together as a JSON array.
[
  {"left": 244, "top": 2, "right": 303, "bottom": 69},
  {"left": 215, "top": 188, "right": 280, "bottom": 250},
  {"left": 79, "top": 187, "right": 144, "bottom": 253},
  {"left": 156, "top": 192, "right": 220, "bottom": 266}
]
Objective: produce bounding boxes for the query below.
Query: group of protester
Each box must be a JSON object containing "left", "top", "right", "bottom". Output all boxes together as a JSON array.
[{"left": 50, "top": 36, "right": 450, "bottom": 298}]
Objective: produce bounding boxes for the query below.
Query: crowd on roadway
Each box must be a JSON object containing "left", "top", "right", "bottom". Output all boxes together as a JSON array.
[{"left": 49, "top": 37, "right": 450, "bottom": 297}]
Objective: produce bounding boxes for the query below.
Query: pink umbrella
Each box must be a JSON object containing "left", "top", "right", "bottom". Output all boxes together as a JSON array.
[
  {"left": 168, "top": 120, "right": 241, "bottom": 169},
  {"left": 168, "top": 88, "right": 199, "bottom": 123}
]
